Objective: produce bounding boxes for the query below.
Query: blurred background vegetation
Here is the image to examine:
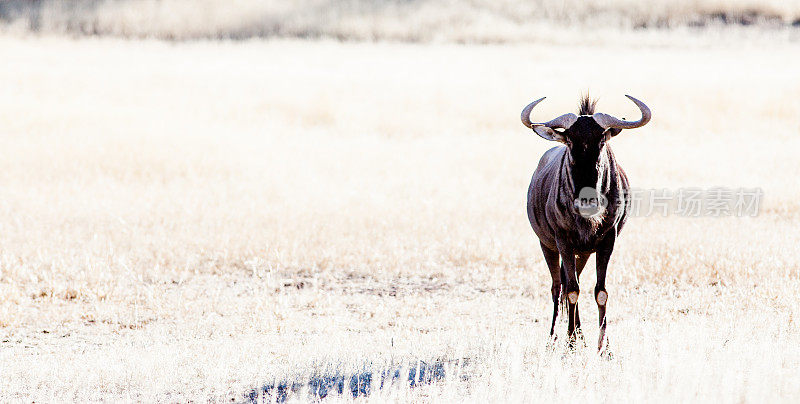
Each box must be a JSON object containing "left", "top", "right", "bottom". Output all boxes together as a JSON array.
[{"left": 1, "top": 0, "right": 800, "bottom": 42}]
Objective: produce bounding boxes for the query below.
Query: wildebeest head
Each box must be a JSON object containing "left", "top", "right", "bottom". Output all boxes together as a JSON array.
[{"left": 520, "top": 95, "right": 651, "bottom": 164}]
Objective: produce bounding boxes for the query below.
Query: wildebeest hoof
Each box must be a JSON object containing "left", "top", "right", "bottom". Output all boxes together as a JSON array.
[
  {"left": 566, "top": 336, "right": 577, "bottom": 351},
  {"left": 599, "top": 344, "right": 614, "bottom": 360},
  {"left": 596, "top": 291, "right": 608, "bottom": 306},
  {"left": 567, "top": 291, "right": 579, "bottom": 304}
]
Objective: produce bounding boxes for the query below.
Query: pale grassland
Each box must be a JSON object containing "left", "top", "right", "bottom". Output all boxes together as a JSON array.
[
  {"left": 3, "top": 0, "right": 800, "bottom": 42},
  {"left": 1, "top": 34, "right": 800, "bottom": 402}
]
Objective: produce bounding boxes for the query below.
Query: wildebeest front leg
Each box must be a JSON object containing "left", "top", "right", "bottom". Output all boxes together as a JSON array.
[
  {"left": 540, "top": 242, "right": 561, "bottom": 337},
  {"left": 555, "top": 240, "right": 579, "bottom": 339},
  {"left": 595, "top": 232, "right": 616, "bottom": 351},
  {"left": 573, "top": 254, "right": 591, "bottom": 338}
]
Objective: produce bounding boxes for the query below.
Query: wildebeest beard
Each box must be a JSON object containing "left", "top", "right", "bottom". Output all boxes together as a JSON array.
[
  {"left": 566, "top": 149, "right": 608, "bottom": 239},
  {"left": 571, "top": 158, "right": 601, "bottom": 196}
]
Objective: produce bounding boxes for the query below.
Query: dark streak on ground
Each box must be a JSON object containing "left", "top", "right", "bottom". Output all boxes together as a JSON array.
[{"left": 245, "top": 359, "right": 469, "bottom": 403}]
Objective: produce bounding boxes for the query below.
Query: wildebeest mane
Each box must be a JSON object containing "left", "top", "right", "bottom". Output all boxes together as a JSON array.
[{"left": 578, "top": 94, "right": 597, "bottom": 115}]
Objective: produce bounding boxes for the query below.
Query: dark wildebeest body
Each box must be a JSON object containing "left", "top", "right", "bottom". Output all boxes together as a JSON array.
[{"left": 521, "top": 95, "right": 650, "bottom": 351}]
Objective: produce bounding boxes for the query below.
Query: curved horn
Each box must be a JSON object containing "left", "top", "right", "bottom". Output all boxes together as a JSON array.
[
  {"left": 521, "top": 97, "right": 578, "bottom": 129},
  {"left": 592, "top": 95, "right": 651, "bottom": 130}
]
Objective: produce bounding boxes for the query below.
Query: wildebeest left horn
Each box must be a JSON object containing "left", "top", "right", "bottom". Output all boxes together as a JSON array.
[
  {"left": 592, "top": 95, "right": 651, "bottom": 130},
  {"left": 521, "top": 97, "right": 578, "bottom": 130}
]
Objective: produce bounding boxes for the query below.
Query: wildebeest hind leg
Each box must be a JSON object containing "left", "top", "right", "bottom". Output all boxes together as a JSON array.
[{"left": 559, "top": 263, "right": 568, "bottom": 311}]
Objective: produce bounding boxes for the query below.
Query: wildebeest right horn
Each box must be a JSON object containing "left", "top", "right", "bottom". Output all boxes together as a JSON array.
[
  {"left": 592, "top": 95, "right": 651, "bottom": 130},
  {"left": 521, "top": 97, "right": 578, "bottom": 130}
]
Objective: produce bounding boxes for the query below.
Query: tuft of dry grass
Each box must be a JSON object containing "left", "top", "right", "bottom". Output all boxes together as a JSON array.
[{"left": 1, "top": 35, "right": 799, "bottom": 401}]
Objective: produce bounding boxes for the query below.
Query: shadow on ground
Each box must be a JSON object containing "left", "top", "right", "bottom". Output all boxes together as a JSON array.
[{"left": 245, "top": 359, "right": 469, "bottom": 403}]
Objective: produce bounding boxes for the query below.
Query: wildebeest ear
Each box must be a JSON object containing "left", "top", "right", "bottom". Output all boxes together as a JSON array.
[
  {"left": 604, "top": 128, "right": 623, "bottom": 138},
  {"left": 532, "top": 125, "right": 567, "bottom": 143}
]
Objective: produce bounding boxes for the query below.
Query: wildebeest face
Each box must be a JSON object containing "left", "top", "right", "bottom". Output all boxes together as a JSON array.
[{"left": 561, "top": 116, "right": 621, "bottom": 165}]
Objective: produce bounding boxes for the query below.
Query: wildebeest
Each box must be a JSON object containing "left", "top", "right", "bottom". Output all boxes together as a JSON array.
[{"left": 521, "top": 94, "right": 651, "bottom": 350}]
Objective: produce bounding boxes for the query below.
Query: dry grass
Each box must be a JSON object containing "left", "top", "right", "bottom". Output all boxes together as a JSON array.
[
  {"left": 1, "top": 34, "right": 800, "bottom": 401},
  {"left": 2, "top": 0, "right": 800, "bottom": 42}
]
